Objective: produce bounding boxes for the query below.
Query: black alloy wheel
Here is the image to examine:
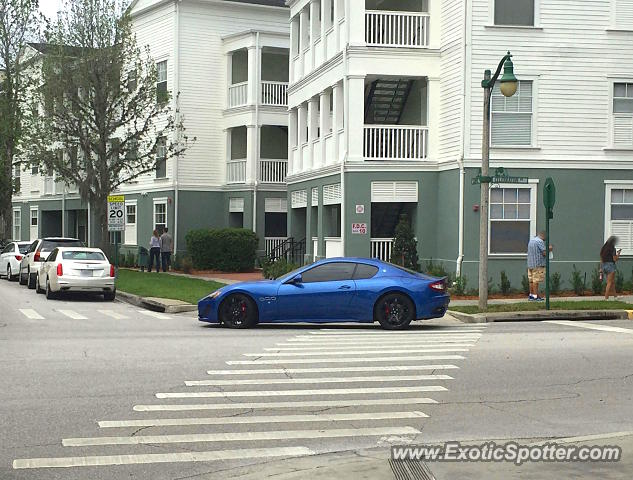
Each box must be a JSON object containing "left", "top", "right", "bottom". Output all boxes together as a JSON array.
[
  {"left": 375, "top": 293, "right": 414, "bottom": 330},
  {"left": 219, "top": 294, "right": 257, "bottom": 329}
]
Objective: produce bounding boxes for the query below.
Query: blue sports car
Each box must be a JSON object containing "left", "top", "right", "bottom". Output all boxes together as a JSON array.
[{"left": 198, "top": 257, "right": 450, "bottom": 330}]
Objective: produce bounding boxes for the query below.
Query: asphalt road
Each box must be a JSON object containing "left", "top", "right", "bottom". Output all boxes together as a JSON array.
[{"left": 0, "top": 277, "right": 632, "bottom": 479}]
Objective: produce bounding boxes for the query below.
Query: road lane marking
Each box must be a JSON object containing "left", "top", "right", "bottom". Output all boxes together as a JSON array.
[
  {"left": 227, "top": 355, "right": 466, "bottom": 365},
  {"left": 19, "top": 309, "right": 44, "bottom": 320},
  {"left": 288, "top": 335, "right": 482, "bottom": 342},
  {"left": 207, "top": 365, "right": 459, "bottom": 375},
  {"left": 265, "top": 343, "right": 475, "bottom": 351},
  {"left": 242, "top": 348, "right": 469, "bottom": 357},
  {"left": 133, "top": 397, "right": 438, "bottom": 412},
  {"left": 137, "top": 310, "right": 170, "bottom": 319},
  {"left": 57, "top": 310, "right": 87, "bottom": 320},
  {"left": 295, "top": 332, "right": 483, "bottom": 338},
  {"left": 545, "top": 320, "right": 633, "bottom": 335},
  {"left": 185, "top": 374, "right": 453, "bottom": 386},
  {"left": 62, "top": 426, "right": 421, "bottom": 447},
  {"left": 310, "top": 329, "right": 486, "bottom": 335},
  {"left": 13, "top": 447, "right": 314, "bottom": 469},
  {"left": 280, "top": 338, "right": 481, "bottom": 345},
  {"left": 156, "top": 386, "right": 447, "bottom": 399},
  {"left": 97, "top": 310, "right": 128, "bottom": 320},
  {"left": 98, "top": 411, "right": 429, "bottom": 428}
]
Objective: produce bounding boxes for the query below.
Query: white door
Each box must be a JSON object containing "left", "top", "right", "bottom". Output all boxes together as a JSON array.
[{"left": 29, "top": 208, "right": 39, "bottom": 241}]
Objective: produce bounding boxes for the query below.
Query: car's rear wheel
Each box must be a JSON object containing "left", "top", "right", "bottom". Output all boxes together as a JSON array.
[
  {"left": 27, "top": 270, "right": 36, "bottom": 289},
  {"left": 6, "top": 265, "right": 12, "bottom": 281},
  {"left": 19, "top": 269, "right": 27, "bottom": 285},
  {"left": 36, "top": 274, "right": 45, "bottom": 294},
  {"left": 104, "top": 290, "right": 116, "bottom": 301},
  {"left": 219, "top": 294, "right": 257, "bottom": 329},
  {"left": 375, "top": 293, "right": 414, "bottom": 330},
  {"left": 45, "top": 278, "right": 56, "bottom": 300}
]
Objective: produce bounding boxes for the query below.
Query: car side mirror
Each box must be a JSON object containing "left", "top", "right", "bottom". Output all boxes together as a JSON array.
[{"left": 291, "top": 274, "right": 303, "bottom": 285}]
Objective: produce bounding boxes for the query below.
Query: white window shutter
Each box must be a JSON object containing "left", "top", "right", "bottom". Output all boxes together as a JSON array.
[
  {"left": 616, "top": 0, "right": 633, "bottom": 29},
  {"left": 311, "top": 187, "right": 319, "bottom": 207},
  {"left": 611, "top": 221, "right": 633, "bottom": 254},
  {"left": 614, "top": 116, "right": 633, "bottom": 146},
  {"left": 265, "top": 198, "right": 287, "bottom": 213},
  {"left": 229, "top": 197, "right": 244, "bottom": 213},
  {"left": 371, "top": 181, "right": 418, "bottom": 202},
  {"left": 323, "top": 183, "right": 341, "bottom": 205},
  {"left": 491, "top": 113, "right": 532, "bottom": 146},
  {"left": 291, "top": 190, "right": 307, "bottom": 208}
]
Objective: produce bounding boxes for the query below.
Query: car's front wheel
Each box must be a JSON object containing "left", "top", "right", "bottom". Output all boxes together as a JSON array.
[
  {"left": 6, "top": 265, "right": 12, "bottom": 281},
  {"left": 19, "top": 268, "right": 27, "bottom": 285},
  {"left": 45, "top": 278, "right": 56, "bottom": 300},
  {"left": 375, "top": 293, "right": 415, "bottom": 330},
  {"left": 219, "top": 294, "right": 258, "bottom": 329},
  {"left": 36, "top": 274, "right": 45, "bottom": 294},
  {"left": 27, "top": 270, "right": 36, "bottom": 289}
]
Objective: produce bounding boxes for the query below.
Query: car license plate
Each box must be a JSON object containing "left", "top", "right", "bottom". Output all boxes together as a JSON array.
[{"left": 80, "top": 270, "right": 93, "bottom": 277}]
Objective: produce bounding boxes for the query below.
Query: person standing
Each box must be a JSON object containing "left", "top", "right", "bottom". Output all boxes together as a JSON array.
[
  {"left": 600, "top": 236, "right": 621, "bottom": 300},
  {"left": 149, "top": 230, "right": 161, "bottom": 273},
  {"left": 160, "top": 227, "right": 173, "bottom": 272},
  {"left": 527, "top": 231, "right": 552, "bottom": 301}
]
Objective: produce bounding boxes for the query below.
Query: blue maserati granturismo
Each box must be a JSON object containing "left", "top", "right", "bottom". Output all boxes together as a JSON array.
[{"left": 198, "top": 257, "right": 450, "bottom": 330}]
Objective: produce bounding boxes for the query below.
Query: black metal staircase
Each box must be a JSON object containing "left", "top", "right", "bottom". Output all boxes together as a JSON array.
[
  {"left": 268, "top": 237, "right": 306, "bottom": 265},
  {"left": 364, "top": 79, "right": 414, "bottom": 125}
]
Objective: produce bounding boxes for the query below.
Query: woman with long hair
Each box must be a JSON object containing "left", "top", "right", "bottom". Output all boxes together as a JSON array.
[
  {"left": 600, "top": 236, "right": 621, "bottom": 300},
  {"left": 149, "top": 229, "right": 161, "bottom": 273}
]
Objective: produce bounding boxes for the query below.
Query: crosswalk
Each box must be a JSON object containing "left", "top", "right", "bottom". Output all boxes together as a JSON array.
[
  {"left": 13, "top": 324, "right": 488, "bottom": 472},
  {"left": 17, "top": 307, "right": 172, "bottom": 321}
]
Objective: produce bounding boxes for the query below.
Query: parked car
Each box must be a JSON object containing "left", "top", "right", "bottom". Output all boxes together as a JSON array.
[
  {"left": 19, "top": 237, "right": 84, "bottom": 289},
  {"left": 37, "top": 247, "right": 116, "bottom": 300},
  {"left": 0, "top": 241, "right": 31, "bottom": 281},
  {"left": 198, "top": 257, "right": 450, "bottom": 330}
]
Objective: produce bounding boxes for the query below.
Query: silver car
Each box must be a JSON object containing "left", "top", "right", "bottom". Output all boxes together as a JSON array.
[{"left": 37, "top": 247, "right": 116, "bottom": 300}]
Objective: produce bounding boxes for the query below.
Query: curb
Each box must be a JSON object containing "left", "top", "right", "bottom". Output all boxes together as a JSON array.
[
  {"left": 116, "top": 290, "right": 197, "bottom": 314},
  {"left": 448, "top": 309, "right": 630, "bottom": 323}
]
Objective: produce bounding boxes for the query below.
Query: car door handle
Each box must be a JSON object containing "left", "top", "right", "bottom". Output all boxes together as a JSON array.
[{"left": 338, "top": 285, "right": 352, "bottom": 290}]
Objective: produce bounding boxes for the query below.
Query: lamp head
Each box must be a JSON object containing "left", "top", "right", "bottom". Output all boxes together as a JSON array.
[{"left": 499, "top": 52, "right": 518, "bottom": 97}]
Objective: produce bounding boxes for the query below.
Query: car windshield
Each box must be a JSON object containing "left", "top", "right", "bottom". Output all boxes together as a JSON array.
[
  {"left": 40, "top": 239, "right": 83, "bottom": 251},
  {"left": 276, "top": 266, "right": 305, "bottom": 282},
  {"left": 62, "top": 251, "right": 106, "bottom": 261}
]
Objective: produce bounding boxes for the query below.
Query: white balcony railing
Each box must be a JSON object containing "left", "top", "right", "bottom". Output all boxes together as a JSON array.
[
  {"left": 259, "top": 159, "right": 288, "bottom": 183},
  {"left": 261, "top": 81, "right": 288, "bottom": 106},
  {"left": 325, "top": 237, "right": 343, "bottom": 258},
  {"left": 228, "top": 81, "right": 248, "bottom": 108},
  {"left": 365, "top": 10, "right": 429, "bottom": 48},
  {"left": 364, "top": 125, "right": 428, "bottom": 160},
  {"left": 265, "top": 237, "right": 287, "bottom": 256},
  {"left": 226, "top": 159, "right": 247, "bottom": 183},
  {"left": 370, "top": 238, "right": 393, "bottom": 262},
  {"left": 43, "top": 177, "right": 54, "bottom": 195}
]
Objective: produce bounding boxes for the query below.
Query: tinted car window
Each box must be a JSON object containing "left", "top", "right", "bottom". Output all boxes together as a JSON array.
[
  {"left": 301, "top": 262, "right": 355, "bottom": 283},
  {"left": 40, "top": 239, "right": 83, "bottom": 251},
  {"left": 18, "top": 244, "right": 29, "bottom": 254},
  {"left": 353, "top": 264, "right": 379, "bottom": 280},
  {"left": 62, "top": 251, "right": 105, "bottom": 261},
  {"left": 47, "top": 249, "right": 58, "bottom": 262},
  {"left": 28, "top": 241, "right": 38, "bottom": 253}
]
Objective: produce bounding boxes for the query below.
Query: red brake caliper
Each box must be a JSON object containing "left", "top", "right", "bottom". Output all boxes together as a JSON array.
[{"left": 385, "top": 304, "right": 390, "bottom": 316}]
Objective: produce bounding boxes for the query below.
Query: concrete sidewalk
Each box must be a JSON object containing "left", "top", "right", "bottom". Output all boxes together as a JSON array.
[
  {"left": 166, "top": 270, "right": 264, "bottom": 285},
  {"left": 450, "top": 295, "right": 633, "bottom": 306}
]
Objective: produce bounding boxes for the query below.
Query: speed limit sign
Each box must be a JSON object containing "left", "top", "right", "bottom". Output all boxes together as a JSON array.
[{"left": 107, "top": 195, "right": 125, "bottom": 232}]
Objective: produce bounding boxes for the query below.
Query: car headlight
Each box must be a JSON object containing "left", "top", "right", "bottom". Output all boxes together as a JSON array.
[{"left": 208, "top": 290, "right": 222, "bottom": 299}]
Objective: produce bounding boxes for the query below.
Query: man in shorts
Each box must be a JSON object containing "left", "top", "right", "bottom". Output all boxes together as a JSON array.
[{"left": 527, "top": 231, "right": 551, "bottom": 301}]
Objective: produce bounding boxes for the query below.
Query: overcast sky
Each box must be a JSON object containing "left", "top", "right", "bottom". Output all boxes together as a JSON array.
[{"left": 39, "top": 0, "right": 64, "bottom": 19}]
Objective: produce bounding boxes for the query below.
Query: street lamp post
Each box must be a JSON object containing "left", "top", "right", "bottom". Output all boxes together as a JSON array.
[{"left": 478, "top": 52, "right": 518, "bottom": 312}]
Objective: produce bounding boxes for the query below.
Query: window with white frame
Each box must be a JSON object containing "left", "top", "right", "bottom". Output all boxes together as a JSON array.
[
  {"left": 494, "top": 0, "right": 535, "bottom": 26},
  {"left": 156, "top": 60, "right": 168, "bottom": 103},
  {"left": 30, "top": 209, "right": 38, "bottom": 227},
  {"left": 154, "top": 200, "right": 167, "bottom": 234},
  {"left": 606, "top": 185, "right": 633, "bottom": 255},
  {"left": 491, "top": 80, "right": 533, "bottom": 147},
  {"left": 13, "top": 163, "right": 20, "bottom": 194},
  {"left": 13, "top": 209, "right": 21, "bottom": 240},
  {"left": 489, "top": 185, "right": 536, "bottom": 254},
  {"left": 155, "top": 137, "right": 166, "bottom": 179},
  {"left": 613, "top": 82, "right": 633, "bottom": 147},
  {"left": 124, "top": 202, "right": 137, "bottom": 245}
]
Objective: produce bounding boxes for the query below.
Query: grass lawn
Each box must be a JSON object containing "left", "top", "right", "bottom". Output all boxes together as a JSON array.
[
  {"left": 450, "top": 300, "right": 633, "bottom": 315},
  {"left": 116, "top": 269, "right": 225, "bottom": 305}
]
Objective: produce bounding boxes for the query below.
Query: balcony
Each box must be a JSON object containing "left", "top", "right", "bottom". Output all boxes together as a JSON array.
[
  {"left": 365, "top": 10, "right": 429, "bottom": 48},
  {"left": 228, "top": 82, "right": 248, "bottom": 108},
  {"left": 227, "top": 158, "right": 247, "bottom": 184},
  {"left": 364, "top": 125, "right": 428, "bottom": 160},
  {"left": 259, "top": 159, "right": 288, "bottom": 183},
  {"left": 262, "top": 81, "right": 289, "bottom": 107},
  {"left": 370, "top": 237, "right": 393, "bottom": 262}
]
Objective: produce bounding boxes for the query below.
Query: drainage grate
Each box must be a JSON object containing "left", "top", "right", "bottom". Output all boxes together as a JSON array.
[{"left": 389, "top": 460, "right": 436, "bottom": 480}]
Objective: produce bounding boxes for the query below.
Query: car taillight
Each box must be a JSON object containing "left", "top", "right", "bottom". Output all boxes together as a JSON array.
[
  {"left": 15, "top": 255, "right": 22, "bottom": 261},
  {"left": 110, "top": 265, "right": 115, "bottom": 277},
  {"left": 57, "top": 263, "right": 63, "bottom": 277},
  {"left": 429, "top": 280, "right": 445, "bottom": 292},
  {"left": 34, "top": 251, "right": 40, "bottom": 262}
]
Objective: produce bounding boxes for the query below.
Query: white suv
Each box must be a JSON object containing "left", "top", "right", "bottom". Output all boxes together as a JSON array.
[{"left": 19, "top": 238, "right": 84, "bottom": 289}]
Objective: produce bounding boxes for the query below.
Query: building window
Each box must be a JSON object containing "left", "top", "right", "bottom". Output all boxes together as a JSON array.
[
  {"left": 13, "top": 164, "right": 20, "bottom": 194},
  {"left": 13, "top": 209, "right": 21, "bottom": 240},
  {"left": 124, "top": 202, "right": 137, "bottom": 245},
  {"left": 156, "top": 60, "right": 168, "bottom": 103},
  {"left": 606, "top": 185, "right": 633, "bottom": 255},
  {"left": 155, "top": 137, "right": 166, "bottom": 178},
  {"left": 154, "top": 200, "right": 167, "bottom": 234},
  {"left": 613, "top": 82, "right": 633, "bottom": 147},
  {"left": 491, "top": 80, "right": 533, "bottom": 147},
  {"left": 31, "top": 165, "right": 38, "bottom": 175},
  {"left": 489, "top": 186, "right": 536, "bottom": 254},
  {"left": 494, "top": 0, "right": 535, "bottom": 26},
  {"left": 30, "top": 209, "right": 38, "bottom": 227}
]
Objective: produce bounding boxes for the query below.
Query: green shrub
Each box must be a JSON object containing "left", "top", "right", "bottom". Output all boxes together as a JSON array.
[
  {"left": 451, "top": 275, "right": 467, "bottom": 296},
  {"left": 391, "top": 214, "right": 420, "bottom": 271},
  {"left": 126, "top": 251, "right": 136, "bottom": 268},
  {"left": 616, "top": 270, "right": 624, "bottom": 293},
  {"left": 172, "top": 254, "right": 182, "bottom": 271},
  {"left": 499, "top": 271, "right": 511, "bottom": 295},
  {"left": 424, "top": 259, "right": 447, "bottom": 278},
  {"left": 521, "top": 274, "right": 530, "bottom": 295},
  {"left": 551, "top": 272, "right": 561, "bottom": 295},
  {"left": 570, "top": 265, "right": 585, "bottom": 296},
  {"left": 185, "top": 228, "right": 258, "bottom": 272},
  {"left": 262, "top": 258, "right": 299, "bottom": 280},
  {"left": 181, "top": 255, "right": 193, "bottom": 274},
  {"left": 591, "top": 268, "right": 603, "bottom": 295}
]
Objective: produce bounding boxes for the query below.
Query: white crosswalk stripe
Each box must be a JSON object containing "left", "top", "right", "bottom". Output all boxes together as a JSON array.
[
  {"left": 97, "top": 310, "right": 128, "bottom": 320},
  {"left": 13, "top": 326, "right": 488, "bottom": 471},
  {"left": 57, "top": 310, "right": 87, "bottom": 320},
  {"left": 137, "top": 310, "right": 170, "bottom": 319},
  {"left": 18, "top": 309, "right": 44, "bottom": 320}
]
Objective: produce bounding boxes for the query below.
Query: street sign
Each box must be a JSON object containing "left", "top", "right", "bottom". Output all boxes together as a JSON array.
[
  {"left": 351, "top": 223, "right": 367, "bottom": 234},
  {"left": 543, "top": 177, "right": 556, "bottom": 310},
  {"left": 107, "top": 195, "right": 125, "bottom": 232},
  {"left": 355, "top": 204, "right": 365, "bottom": 214},
  {"left": 543, "top": 177, "right": 556, "bottom": 211},
  {"left": 471, "top": 167, "right": 528, "bottom": 185}
]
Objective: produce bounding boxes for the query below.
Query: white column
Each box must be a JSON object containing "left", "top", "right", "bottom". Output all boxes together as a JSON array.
[
  {"left": 299, "top": 7, "right": 309, "bottom": 75},
  {"left": 225, "top": 128, "right": 231, "bottom": 183},
  {"left": 426, "top": 77, "right": 439, "bottom": 161},
  {"left": 346, "top": 75, "right": 365, "bottom": 162},
  {"left": 309, "top": 1, "right": 319, "bottom": 70},
  {"left": 332, "top": 82, "right": 341, "bottom": 164},
  {"left": 247, "top": 46, "right": 259, "bottom": 105},
  {"left": 347, "top": 0, "right": 364, "bottom": 46},
  {"left": 319, "top": 90, "right": 329, "bottom": 168},
  {"left": 307, "top": 97, "right": 318, "bottom": 171},
  {"left": 289, "top": 17, "right": 297, "bottom": 82},
  {"left": 333, "top": 0, "right": 341, "bottom": 51},
  {"left": 246, "top": 125, "right": 259, "bottom": 183},
  {"left": 321, "top": 0, "right": 328, "bottom": 59},
  {"left": 226, "top": 52, "right": 233, "bottom": 109},
  {"left": 297, "top": 103, "right": 307, "bottom": 173},
  {"left": 288, "top": 108, "right": 298, "bottom": 175}
]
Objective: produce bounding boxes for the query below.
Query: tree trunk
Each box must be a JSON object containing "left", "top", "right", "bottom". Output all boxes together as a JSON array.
[{"left": 91, "top": 197, "right": 110, "bottom": 254}]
